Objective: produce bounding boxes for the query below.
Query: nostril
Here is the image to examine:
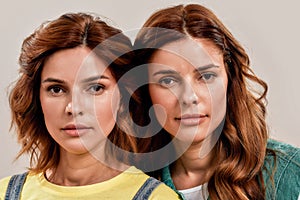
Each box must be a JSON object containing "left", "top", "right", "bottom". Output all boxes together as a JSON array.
[{"left": 65, "top": 102, "right": 72, "bottom": 114}]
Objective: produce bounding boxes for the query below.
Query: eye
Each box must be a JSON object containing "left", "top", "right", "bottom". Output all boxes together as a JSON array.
[
  {"left": 47, "top": 86, "right": 65, "bottom": 96},
  {"left": 86, "top": 83, "right": 105, "bottom": 94},
  {"left": 158, "top": 77, "right": 178, "bottom": 88},
  {"left": 199, "top": 72, "right": 217, "bottom": 82}
]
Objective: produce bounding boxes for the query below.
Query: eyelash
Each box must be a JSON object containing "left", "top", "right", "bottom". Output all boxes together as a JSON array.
[
  {"left": 158, "top": 72, "right": 217, "bottom": 87},
  {"left": 158, "top": 77, "right": 178, "bottom": 87},
  {"left": 46, "top": 83, "right": 105, "bottom": 97},
  {"left": 47, "top": 85, "right": 65, "bottom": 96},
  {"left": 198, "top": 72, "right": 217, "bottom": 82},
  {"left": 86, "top": 83, "right": 105, "bottom": 94}
]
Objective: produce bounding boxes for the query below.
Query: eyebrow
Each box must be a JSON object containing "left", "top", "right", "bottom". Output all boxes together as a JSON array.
[
  {"left": 152, "top": 64, "right": 219, "bottom": 76},
  {"left": 41, "top": 78, "right": 65, "bottom": 84},
  {"left": 41, "top": 75, "right": 110, "bottom": 84},
  {"left": 81, "top": 75, "right": 110, "bottom": 83},
  {"left": 194, "top": 64, "right": 219, "bottom": 73},
  {"left": 152, "top": 70, "right": 177, "bottom": 76}
]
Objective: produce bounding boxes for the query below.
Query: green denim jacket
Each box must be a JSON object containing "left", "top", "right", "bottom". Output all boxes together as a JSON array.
[{"left": 161, "top": 139, "right": 300, "bottom": 200}]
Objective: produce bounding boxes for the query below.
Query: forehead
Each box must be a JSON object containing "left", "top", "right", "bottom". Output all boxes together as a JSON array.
[
  {"left": 149, "top": 38, "right": 223, "bottom": 71},
  {"left": 42, "top": 47, "right": 113, "bottom": 80}
]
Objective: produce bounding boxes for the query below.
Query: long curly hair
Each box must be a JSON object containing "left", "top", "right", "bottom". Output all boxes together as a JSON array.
[
  {"left": 9, "top": 12, "right": 138, "bottom": 173},
  {"left": 133, "top": 4, "right": 272, "bottom": 200}
]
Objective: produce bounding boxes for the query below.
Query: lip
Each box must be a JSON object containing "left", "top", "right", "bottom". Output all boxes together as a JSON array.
[
  {"left": 175, "top": 114, "right": 207, "bottom": 126},
  {"left": 61, "top": 123, "right": 92, "bottom": 137}
]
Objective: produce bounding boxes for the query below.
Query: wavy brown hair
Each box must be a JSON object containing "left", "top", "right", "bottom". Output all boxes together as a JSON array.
[
  {"left": 133, "top": 4, "right": 273, "bottom": 200},
  {"left": 9, "top": 12, "right": 138, "bottom": 173}
]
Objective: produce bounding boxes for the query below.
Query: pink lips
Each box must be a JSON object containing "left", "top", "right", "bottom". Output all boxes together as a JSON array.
[
  {"left": 175, "top": 114, "right": 207, "bottom": 126},
  {"left": 61, "top": 124, "right": 92, "bottom": 137}
]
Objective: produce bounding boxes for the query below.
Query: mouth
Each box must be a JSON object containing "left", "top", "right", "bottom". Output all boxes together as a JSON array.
[
  {"left": 61, "top": 124, "right": 93, "bottom": 137},
  {"left": 175, "top": 114, "right": 208, "bottom": 126}
]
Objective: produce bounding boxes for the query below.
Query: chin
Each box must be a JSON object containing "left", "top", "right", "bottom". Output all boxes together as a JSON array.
[{"left": 63, "top": 143, "right": 90, "bottom": 155}]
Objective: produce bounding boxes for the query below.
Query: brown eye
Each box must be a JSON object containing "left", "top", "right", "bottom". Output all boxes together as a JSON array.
[
  {"left": 47, "top": 85, "right": 65, "bottom": 96},
  {"left": 52, "top": 87, "right": 63, "bottom": 93}
]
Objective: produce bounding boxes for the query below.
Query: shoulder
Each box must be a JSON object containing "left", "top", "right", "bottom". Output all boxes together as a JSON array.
[
  {"left": 263, "top": 139, "right": 300, "bottom": 199},
  {"left": 148, "top": 179, "right": 181, "bottom": 200},
  {"left": 0, "top": 172, "right": 29, "bottom": 200},
  {"left": 265, "top": 139, "right": 300, "bottom": 169},
  {"left": 267, "top": 139, "right": 299, "bottom": 157},
  {"left": 123, "top": 166, "right": 180, "bottom": 199},
  {"left": 0, "top": 171, "right": 40, "bottom": 200},
  {"left": 0, "top": 175, "right": 11, "bottom": 199}
]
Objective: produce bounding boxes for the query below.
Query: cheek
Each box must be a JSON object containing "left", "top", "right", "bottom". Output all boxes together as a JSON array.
[
  {"left": 39, "top": 97, "right": 64, "bottom": 137},
  {"left": 149, "top": 85, "right": 179, "bottom": 132},
  {"left": 149, "top": 85, "right": 177, "bottom": 118},
  {"left": 94, "top": 90, "right": 120, "bottom": 136},
  {"left": 149, "top": 85, "right": 177, "bottom": 107},
  {"left": 211, "top": 90, "right": 226, "bottom": 115},
  {"left": 209, "top": 78, "right": 227, "bottom": 122},
  {"left": 40, "top": 96, "right": 59, "bottom": 122}
]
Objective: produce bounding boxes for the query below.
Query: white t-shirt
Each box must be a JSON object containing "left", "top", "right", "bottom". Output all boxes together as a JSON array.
[{"left": 178, "top": 184, "right": 208, "bottom": 200}]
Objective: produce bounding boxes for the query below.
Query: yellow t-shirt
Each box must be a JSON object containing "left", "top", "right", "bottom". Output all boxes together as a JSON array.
[{"left": 0, "top": 166, "right": 180, "bottom": 200}]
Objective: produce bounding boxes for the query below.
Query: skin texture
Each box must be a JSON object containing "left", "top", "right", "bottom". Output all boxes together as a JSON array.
[
  {"left": 40, "top": 46, "right": 120, "bottom": 155},
  {"left": 148, "top": 39, "right": 227, "bottom": 145},
  {"left": 39, "top": 46, "right": 122, "bottom": 185},
  {"left": 148, "top": 38, "right": 228, "bottom": 189},
  {"left": 9, "top": 13, "right": 139, "bottom": 188},
  {"left": 133, "top": 4, "right": 272, "bottom": 199}
]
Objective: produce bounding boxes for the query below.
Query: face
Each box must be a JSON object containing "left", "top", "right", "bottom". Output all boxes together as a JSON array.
[
  {"left": 148, "top": 39, "right": 227, "bottom": 144},
  {"left": 40, "top": 46, "right": 120, "bottom": 155}
]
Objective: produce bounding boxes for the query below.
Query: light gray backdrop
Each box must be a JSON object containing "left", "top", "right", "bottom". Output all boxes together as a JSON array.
[{"left": 1, "top": 0, "right": 299, "bottom": 178}]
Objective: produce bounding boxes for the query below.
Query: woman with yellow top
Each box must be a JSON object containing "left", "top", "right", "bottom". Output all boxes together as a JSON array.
[{"left": 0, "top": 12, "right": 180, "bottom": 200}]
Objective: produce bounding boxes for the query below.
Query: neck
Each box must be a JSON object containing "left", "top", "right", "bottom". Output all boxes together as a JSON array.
[
  {"left": 171, "top": 140, "right": 217, "bottom": 190},
  {"left": 46, "top": 149, "right": 129, "bottom": 186}
]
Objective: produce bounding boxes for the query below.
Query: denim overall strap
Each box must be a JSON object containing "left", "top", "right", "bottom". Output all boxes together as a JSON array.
[
  {"left": 132, "top": 177, "right": 162, "bottom": 200},
  {"left": 5, "top": 172, "right": 28, "bottom": 200}
]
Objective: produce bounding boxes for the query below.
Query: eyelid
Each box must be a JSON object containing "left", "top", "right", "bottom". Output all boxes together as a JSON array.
[
  {"left": 157, "top": 76, "right": 180, "bottom": 87},
  {"left": 86, "top": 83, "right": 105, "bottom": 94},
  {"left": 198, "top": 72, "right": 217, "bottom": 82},
  {"left": 46, "top": 84, "right": 66, "bottom": 96},
  {"left": 200, "top": 71, "right": 216, "bottom": 76},
  {"left": 46, "top": 84, "right": 63, "bottom": 90},
  {"left": 88, "top": 82, "right": 105, "bottom": 88}
]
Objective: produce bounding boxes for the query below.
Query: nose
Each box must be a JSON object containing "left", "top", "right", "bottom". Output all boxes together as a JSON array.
[
  {"left": 65, "top": 102, "right": 83, "bottom": 116},
  {"left": 180, "top": 81, "right": 199, "bottom": 106},
  {"left": 65, "top": 92, "right": 84, "bottom": 116}
]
